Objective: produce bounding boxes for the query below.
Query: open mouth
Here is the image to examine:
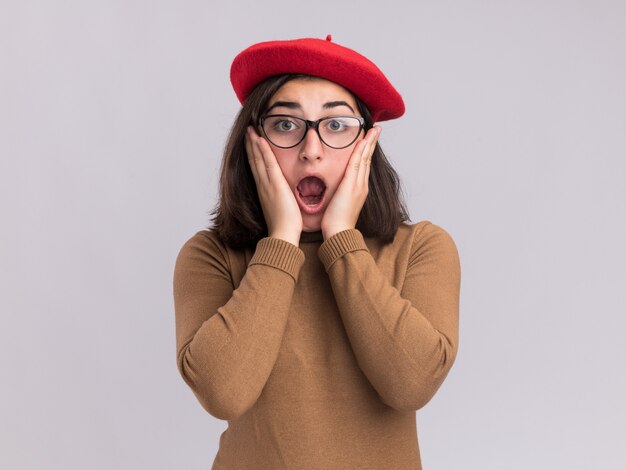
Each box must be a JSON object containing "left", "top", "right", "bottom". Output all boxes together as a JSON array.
[{"left": 296, "top": 176, "right": 327, "bottom": 209}]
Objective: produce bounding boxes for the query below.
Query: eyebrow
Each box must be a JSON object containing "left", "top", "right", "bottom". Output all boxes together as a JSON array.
[{"left": 265, "top": 100, "right": 355, "bottom": 114}]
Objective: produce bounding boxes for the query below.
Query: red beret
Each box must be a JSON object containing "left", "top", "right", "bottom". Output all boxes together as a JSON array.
[{"left": 230, "top": 35, "right": 405, "bottom": 122}]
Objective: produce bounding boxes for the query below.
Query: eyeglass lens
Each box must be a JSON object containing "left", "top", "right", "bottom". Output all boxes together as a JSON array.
[{"left": 262, "top": 115, "right": 362, "bottom": 149}]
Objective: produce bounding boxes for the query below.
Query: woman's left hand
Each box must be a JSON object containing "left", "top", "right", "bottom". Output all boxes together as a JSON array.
[{"left": 320, "top": 126, "right": 381, "bottom": 240}]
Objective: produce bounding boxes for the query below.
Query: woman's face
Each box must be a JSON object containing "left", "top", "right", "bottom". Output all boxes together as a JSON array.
[{"left": 260, "top": 77, "right": 364, "bottom": 232}]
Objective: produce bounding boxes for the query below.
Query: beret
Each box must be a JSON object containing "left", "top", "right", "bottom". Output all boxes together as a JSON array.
[{"left": 230, "top": 35, "right": 405, "bottom": 122}]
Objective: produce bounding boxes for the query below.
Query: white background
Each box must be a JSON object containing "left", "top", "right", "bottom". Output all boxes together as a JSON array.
[{"left": 1, "top": 1, "right": 625, "bottom": 468}]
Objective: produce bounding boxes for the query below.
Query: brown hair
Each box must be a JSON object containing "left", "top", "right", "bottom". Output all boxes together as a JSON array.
[{"left": 209, "top": 73, "right": 410, "bottom": 250}]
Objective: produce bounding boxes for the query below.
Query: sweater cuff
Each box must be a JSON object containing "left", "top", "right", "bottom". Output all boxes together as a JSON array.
[
  {"left": 318, "top": 229, "right": 369, "bottom": 272},
  {"left": 249, "top": 237, "right": 305, "bottom": 282}
]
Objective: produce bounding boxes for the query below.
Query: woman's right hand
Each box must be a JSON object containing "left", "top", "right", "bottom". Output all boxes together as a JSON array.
[{"left": 245, "top": 126, "right": 303, "bottom": 246}]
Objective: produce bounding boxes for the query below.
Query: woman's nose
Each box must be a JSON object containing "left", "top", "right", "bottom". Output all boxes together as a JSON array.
[{"left": 299, "top": 128, "right": 323, "bottom": 161}]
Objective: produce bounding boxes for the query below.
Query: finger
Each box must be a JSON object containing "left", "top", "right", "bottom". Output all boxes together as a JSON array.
[
  {"left": 351, "top": 127, "right": 377, "bottom": 185},
  {"left": 360, "top": 126, "right": 380, "bottom": 186},
  {"left": 256, "top": 136, "right": 285, "bottom": 185},
  {"left": 335, "top": 137, "right": 367, "bottom": 200},
  {"left": 363, "top": 126, "right": 380, "bottom": 159},
  {"left": 358, "top": 139, "right": 372, "bottom": 187},
  {"left": 246, "top": 127, "right": 270, "bottom": 188},
  {"left": 350, "top": 138, "right": 369, "bottom": 173},
  {"left": 244, "top": 127, "right": 262, "bottom": 184}
]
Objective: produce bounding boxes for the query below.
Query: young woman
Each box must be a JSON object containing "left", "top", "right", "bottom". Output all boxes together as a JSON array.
[{"left": 173, "top": 35, "right": 461, "bottom": 469}]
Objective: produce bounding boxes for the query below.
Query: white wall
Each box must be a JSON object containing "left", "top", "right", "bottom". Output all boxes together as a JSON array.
[{"left": 1, "top": 1, "right": 625, "bottom": 468}]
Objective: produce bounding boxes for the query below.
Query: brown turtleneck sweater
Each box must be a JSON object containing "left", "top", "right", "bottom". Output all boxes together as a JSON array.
[{"left": 173, "top": 220, "right": 461, "bottom": 469}]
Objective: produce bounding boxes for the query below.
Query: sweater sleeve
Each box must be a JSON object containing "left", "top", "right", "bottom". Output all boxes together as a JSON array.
[
  {"left": 318, "top": 223, "right": 461, "bottom": 411},
  {"left": 173, "top": 232, "right": 305, "bottom": 421}
]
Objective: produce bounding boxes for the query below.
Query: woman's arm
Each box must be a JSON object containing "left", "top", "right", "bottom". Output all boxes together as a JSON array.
[
  {"left": 318, "top": 222, "right": 461, "bottom": 411},
  {"left": 173, "top": 231, "right": 304, "bottom": 420}
]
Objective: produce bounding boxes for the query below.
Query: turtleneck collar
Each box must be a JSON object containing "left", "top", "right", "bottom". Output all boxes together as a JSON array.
[{"left": 299, "top": 230, "right": 324, "bottom": 243}]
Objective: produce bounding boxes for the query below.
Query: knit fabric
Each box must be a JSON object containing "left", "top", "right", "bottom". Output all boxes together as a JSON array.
[
  {"left": 229, "top": 36, "right": 405, "bottom": 122},
  {"left": 173, "top": 220, "right": 461, "bottom": 469}
]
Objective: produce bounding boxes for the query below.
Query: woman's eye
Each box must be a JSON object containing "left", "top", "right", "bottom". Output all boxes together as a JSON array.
[
  {"left": 275, "top": 120, "right": 297, "bottom": 132},
  {"left": 326, "top": 119, "right": 346, "bottom": 132}
]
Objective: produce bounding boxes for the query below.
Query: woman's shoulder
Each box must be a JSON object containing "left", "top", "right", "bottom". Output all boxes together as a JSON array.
[
  {"left": 178, "top": 228, "right": 224, "bottom": 253},
  {"left": 391, "top": 220, "right": 460, "bottom": 260},
  {"left": 394, "top": 220, "right": 457, "bottom": 243},
  {"left": 174, "top": 229, "right": 235, "bottom": 269}
]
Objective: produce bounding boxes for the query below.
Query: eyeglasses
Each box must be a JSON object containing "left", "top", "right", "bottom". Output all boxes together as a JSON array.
[{"left": 258, "top": 114, "right": 365, "bottom": 149}]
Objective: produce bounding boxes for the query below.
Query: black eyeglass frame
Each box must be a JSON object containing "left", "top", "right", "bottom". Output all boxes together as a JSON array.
[{"left": 258, "top": 114, "right": 366, "bottom": 149}]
